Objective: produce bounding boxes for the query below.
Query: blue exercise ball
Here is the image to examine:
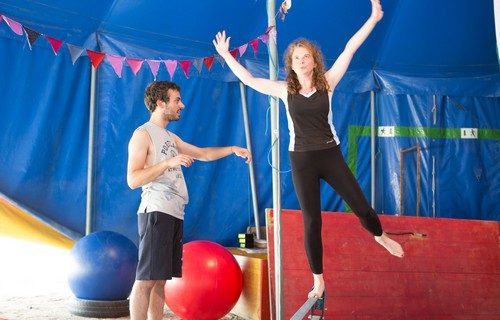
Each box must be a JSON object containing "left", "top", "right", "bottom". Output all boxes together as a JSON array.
[{"left": 68, "top": 231, "right": 138, "bottom": 301}]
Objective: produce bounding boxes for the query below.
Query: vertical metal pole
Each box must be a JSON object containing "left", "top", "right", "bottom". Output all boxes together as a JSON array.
[
  {"left": 239, "top": 82, "right": 261, "bottom": 240},
  {"left": 432, "top": 156, "right": 436, "bottom": 218},
  {"left": 416, "top": 143, "right": 421, "bottom": 217},
  {"left": 399, "top": 149, "right": 404, "bottom": 216},
  {"left": 85, "top": 66, "right": 97, "bottom": 235},
  {"left": 370, "top": 91, "right": 376, "bottom": 207},
  {"left": 266, "top": 1, "right": 283, "bottom": 319},
  {"left": 432, "top": 95, "right": 437, "bottom": 218}
]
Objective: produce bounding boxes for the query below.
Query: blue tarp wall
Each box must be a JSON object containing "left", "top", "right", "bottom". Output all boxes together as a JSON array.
[{"left": 0, "top": 0, "right": 499, "bottom": 246}]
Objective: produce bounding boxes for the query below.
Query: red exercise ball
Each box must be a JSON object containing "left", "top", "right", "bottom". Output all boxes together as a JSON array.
[{"left": 164, "top": 240, "right": 243, "bottom": 320}]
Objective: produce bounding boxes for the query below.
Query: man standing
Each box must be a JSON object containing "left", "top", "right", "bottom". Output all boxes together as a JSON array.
[{"left": 127, "top": 81, "right": 251, "bottom": 320}]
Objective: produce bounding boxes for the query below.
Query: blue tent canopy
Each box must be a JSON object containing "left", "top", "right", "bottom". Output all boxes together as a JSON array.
[{"left": 0, "top": 0, "right": 499, "bottom": 245}]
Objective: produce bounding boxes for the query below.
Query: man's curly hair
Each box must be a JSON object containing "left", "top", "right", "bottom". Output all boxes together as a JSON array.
[{"left": 144, "top": 81, "right": 181, "bottom": 113}]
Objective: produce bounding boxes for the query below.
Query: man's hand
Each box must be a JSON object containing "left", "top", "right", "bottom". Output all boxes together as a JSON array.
[
  {"left": 232, "top": 146, "right": 252, "bottom": 164},
  {"left": 165, "top": 154, "right": 194, "bottom": 168}
]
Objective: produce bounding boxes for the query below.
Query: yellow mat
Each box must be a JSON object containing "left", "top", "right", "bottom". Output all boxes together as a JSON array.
[{"left": 0, "top": 198, "right": 74, "bottom": 249}]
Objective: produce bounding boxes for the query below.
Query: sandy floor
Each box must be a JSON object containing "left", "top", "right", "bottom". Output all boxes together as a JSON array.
[
  {"left": 0, "top": 237, "right": 245, "bottom": 320},
  {"left": 0, "top": 292, "right": 244, "bottom": 319}
]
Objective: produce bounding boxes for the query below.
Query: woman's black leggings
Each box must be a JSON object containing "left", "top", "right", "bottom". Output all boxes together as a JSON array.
[{"left": 289, "top": 145, "right": 383, "bottom": 274}]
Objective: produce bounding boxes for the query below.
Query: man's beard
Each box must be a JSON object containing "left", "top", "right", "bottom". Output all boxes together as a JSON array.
[{"left": 163, "top": 110, "right": 180, "bottom": 121}]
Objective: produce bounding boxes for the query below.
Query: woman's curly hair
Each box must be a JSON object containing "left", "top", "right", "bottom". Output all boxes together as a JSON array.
[{"left": 283, "top": 39, "right": 330, "bottom": 94}]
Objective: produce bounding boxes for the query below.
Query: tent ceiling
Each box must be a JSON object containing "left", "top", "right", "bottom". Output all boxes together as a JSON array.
[{"left": 0, "top": 0, "right": 498, "bottom": 77}]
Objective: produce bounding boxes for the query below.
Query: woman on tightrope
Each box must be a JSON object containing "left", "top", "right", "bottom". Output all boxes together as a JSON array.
[{"left": 213, "top": 0, "right": 404, "bottom": 300}]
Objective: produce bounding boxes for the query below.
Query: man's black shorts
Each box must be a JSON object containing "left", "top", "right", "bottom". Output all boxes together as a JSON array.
[{"left": 136, "top": 211, "right": 183, "bottom": 280}]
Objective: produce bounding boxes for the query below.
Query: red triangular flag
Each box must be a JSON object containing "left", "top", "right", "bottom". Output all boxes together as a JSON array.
[
  {"left": 203, "top": 56, "right": 215, "bottom": 71},
  {"left": 126, "top": 58, "right": 144, "bottom": 75},
  {"left": 179, "top": 60, "right": 191, "bottom": 78},
  {"left": 86, "top": 50, "right": 105, "bottom": 69},
  {"left": 229, "top": 48, "right": 238, "bottom": 59},
  {"left": 249, "top": 39, "right": 259, "bottom": 55},
  {"left": 44, "top": 36, "right": 63, "bottom": 55}
]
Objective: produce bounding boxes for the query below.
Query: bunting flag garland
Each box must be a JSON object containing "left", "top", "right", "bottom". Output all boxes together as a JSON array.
[
  {"left": 126, "top": 58, "right": 144, "bottom": 75},
  {"left": 23, "top": 26, "right": 40, "bottom": 50},
  {"left": 147, "top": 60, "right": 161, "bottom": 80},
  {"left": 0, "top": 13, "right": 276, "bottom": 79},
  {"left": 87, "top": 50, "right": 105, "bottom": 69},
  {"left": 215, "top": 54, "right": 225, "bottom": 67},
  {"left": 203, "top": 56, "right": 215, "bottom": 71},
  {"left": 229, "top": 48, "right": 238, "bottom": 59},
  {"left": 179, "top": 60, "right": 191, "bottom": 78},
  {"left": 238, "top": 43, "right": 248, "bottom": 57},
  {"left": 164, "top": 60, "right": 177, "bottom": 79},
  {"left": 45, "top": 36, "right": 63, "bottom": 55},
  {"left": 66, "top": 43, "right": 84, "bottom": 64},
  {"left": 3, "top": 16, "right": 23, "bottom": 35},
  {"left": 258, "top": 33, "right": 269, "bottom": 45},
  {"left": 249, "top": 39, "right": 259, "bottom": 55},
  {"left": 269, "top": 27, "right": 277, "bottom": 45},
  {"left": 106, "top": 54, "right": 125, "bottom": 77},
  {"left": 192, "top": 58, "right": 204, "bottom": 74},
  {"left": 279, "top": 0, "right": 292, "bottom": 21}
]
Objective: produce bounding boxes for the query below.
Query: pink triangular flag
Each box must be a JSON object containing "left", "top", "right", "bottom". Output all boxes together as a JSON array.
[
  {"left": 179, "top": 60, "right": 191, "bottom": 78},
  {"left": 164, "top": 60, "right": 177, "bottom": 79},
  {"left": 87, "top": 50, "right": 105, "bottom": 69},
  {"left": 192, "top": 58, "right": 203, "bottom": 74},
  {"left": 147, "top": 60, "right": 161, "bottom": 80},
  {"left": 106, "top": 54, "right": 125, "bottom": 77},
  {"left": 258, "top": 33, "right": 269, "bottom": 45},
  {"left": 203, "top": 56, "right": 215, "bottom": 71},
  {"left": 4, "top": 16, "right": 23, "bottom": 35},
  {"left": 67, "top": 44, "right": 84, "bottom": 64},
  {"left": 249, "top": 39, "right": 259, "bottom": 55},
  {"left": 126, "top": 58, "right": 144, "bottom": 76},
  {"left": 44, "top": 36, "right": 63, "bottom": 55},
  {"left": 238, "top": 43, "right": 248, "bottom": 57}
]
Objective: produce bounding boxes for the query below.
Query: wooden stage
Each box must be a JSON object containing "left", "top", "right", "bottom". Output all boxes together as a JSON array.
[{"left": 266, "top": 209, "right": 500, "bottom": 320}]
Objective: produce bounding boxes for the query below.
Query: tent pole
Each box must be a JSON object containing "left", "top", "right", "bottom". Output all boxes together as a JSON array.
[
  {"left": 239, "top": 82, "right": 261, "bottom": 240},
  {"left": 266, "top": 0, "right": 283, "bottom": 319},
  {"left": 85, "top": 66, "right": 97, "bottom": 235},
  {"left": 370, "top": 91, "right": 376, "bottom": 207}
]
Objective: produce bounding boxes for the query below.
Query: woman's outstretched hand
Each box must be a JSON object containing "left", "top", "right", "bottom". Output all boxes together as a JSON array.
[
  {"left": 370, "top": 0, "right": 384, "bottom": 22},
  {"left": 213, "top": 31, "right": 231, "bottom": 57}
]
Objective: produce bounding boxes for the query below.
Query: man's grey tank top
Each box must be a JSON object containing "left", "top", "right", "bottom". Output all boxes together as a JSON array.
[{"left": 137, "top": 121, "right": 188, "bottom": 220}]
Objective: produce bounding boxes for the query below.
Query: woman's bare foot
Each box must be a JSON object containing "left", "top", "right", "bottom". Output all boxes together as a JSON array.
[
  {"left": 374, "top": 232, "right": 404, "bottom": 257},
  {"left": 308, "top": 273, "right": 325, "bottom": 299}
]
